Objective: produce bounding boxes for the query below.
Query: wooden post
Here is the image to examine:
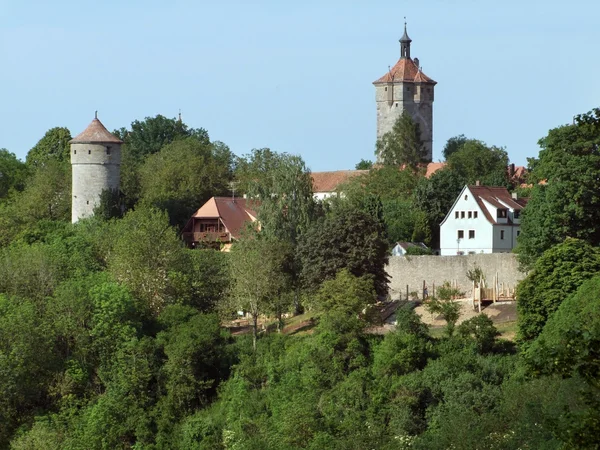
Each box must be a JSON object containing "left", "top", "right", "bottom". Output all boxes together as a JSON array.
[
  {"left": 406, "top": 284, "right": 409, "bottom": 301},
  {"left": 423, "top": 280, "right": 426, "bottom": 300},
  {"left": 432, "top": 281, "right": 435, "bottom": 299},
  {"left": 472, "top": 279, "right": 476, "bottom": 310}
]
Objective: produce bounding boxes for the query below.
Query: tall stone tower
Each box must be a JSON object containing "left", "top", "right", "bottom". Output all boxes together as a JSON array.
[
  {"left": 373, "top": 24, "right": 436, "bottom": 162},
  {"left": 70, "top": 114, "right": 123, "bottom": 223}
]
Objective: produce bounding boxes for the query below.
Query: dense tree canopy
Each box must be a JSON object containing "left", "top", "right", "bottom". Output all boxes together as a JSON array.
[
  {"left": 446, "top": 139, "right": 509, "bottom": 186},
  {"left": 25, "top": 127, "right": 72, "bottom": 168},
  {"left": 518, "top": 108, "right": 600, "bottom": 268},
  {"left": 298, "top": 205, "right": 389, "bottom": 297},
  {"left": 442, "top": 134, "right": 467, "bottom": 159},
  {"left": 516, "top": 238, "right": 600, "bottom": 345},
  {"left": 139, "top": 137, "right": 233, "bottom": 228},
  {"left": 0, "top": 149, "right": 27, "bottom": 199}
]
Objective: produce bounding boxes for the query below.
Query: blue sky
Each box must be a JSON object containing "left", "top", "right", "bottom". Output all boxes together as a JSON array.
[{"left": 1, "top": 0, "right": 598, "bottom": 170}]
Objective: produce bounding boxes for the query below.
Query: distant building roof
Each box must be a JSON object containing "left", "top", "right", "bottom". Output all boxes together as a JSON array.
[
  {"left": 70, "top": 117, "right": 123, "bottom": 144},
  {"left": 190, "top": 197, "right": 257, "bottom": 240},
  {"left": 373, "top": 57, "right": 436, "bottom": 85},
  {"left": 311, "top": 170, "right": 369, "bottom": 193},
  {"left": 425, "top": 162, "right": 446, "bottom": 178}
]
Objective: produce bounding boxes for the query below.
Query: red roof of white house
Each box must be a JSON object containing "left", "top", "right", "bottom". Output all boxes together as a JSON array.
[
  {"left": 70, "top": 118, "right": 123, "bottom": 144},
  {"left": 468, "top": 186, "right": 528, "bottom": 225}
]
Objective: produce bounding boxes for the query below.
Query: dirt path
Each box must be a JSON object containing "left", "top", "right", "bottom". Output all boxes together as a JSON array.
[{"left": 414, "top": 298, "right": 517, "bottom": 327}]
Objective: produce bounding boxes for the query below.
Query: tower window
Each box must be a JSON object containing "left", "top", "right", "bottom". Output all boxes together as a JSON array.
[
  {"left": 106, "top": 147, "right": 111, "bottom": 155},
  {"left": 395, "top": 103, "right": 398, "bottom": 107},
  {"left": 384, "top": 87, "right": 388, "bottom": 91},
  {"left": 74, "top": 150, "right": 76, "bottom": 155},
  {"left": 88, "top": 150, "right": 91, "bottom": 155},
  {"left": 86, "top": 201, "right": 89, "bottom": 205}
]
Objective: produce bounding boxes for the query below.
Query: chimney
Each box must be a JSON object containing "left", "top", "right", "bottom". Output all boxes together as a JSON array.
[
  {"left": 512, "top": 192, "right": 518, "bottom": 200},
  {"left": 475, "top": 180, "right": 480, "bottom": 186}
]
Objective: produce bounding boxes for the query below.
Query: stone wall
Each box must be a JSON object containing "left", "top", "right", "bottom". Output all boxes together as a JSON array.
[{"left": 386, "top": 253, "right": 526, "bottom": 300}]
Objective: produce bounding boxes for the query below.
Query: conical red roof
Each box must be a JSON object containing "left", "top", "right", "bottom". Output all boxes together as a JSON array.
[
  {"left": 70, "top": 118, "right": 123, "bottom": 144},
  {"left": 373, "top": 58, "right": 436, "bottom": 84}
]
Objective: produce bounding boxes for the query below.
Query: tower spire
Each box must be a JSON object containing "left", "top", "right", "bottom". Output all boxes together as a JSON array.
[{"left": 400, "top": 18, "right": 412, "bottom": 59}]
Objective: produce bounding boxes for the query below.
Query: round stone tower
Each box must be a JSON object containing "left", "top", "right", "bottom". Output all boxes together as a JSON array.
[{"left": 70, "top": 114, "right": 123, "bottom": 223}]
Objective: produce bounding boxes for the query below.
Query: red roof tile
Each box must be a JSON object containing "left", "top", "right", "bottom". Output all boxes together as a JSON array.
[
  {"left": 70, "top": 118, "right": 123, "bottom": 144},
  {"left": 468, "top": 186, "right": 524, "bottom": 225},
  {"left": 190, "top": 197, "right": 257, "bottom": 240},
  {"left": 374, "top": 58, "right": 436, "bottom": 84},
  {"left": 311, "top": 170, "right": 369, "bottom": 193}
]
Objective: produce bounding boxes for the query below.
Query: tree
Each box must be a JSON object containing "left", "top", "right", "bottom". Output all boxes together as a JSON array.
[
  {"left": 115, "top": 114, "right": 211, "bottom": 208},
  {"left": 375, "top": 111, "right": 427, "bottom": 167},
  {"left": 236, "top": 148, "right": 315, "bottom": 246},
  {"left": 107, "top": 206, "right": 190, "bottom": 317},
  {"left": 138, "top": 137, "right": 233, "bottom": 228},
  {"left": 297, "top": 206, "right": 389, "bottom": 297},
  {"left": 446, "top": 139, "right": 509, "bottom": 186},
  {"left": 26, "top": 127, "right": 72, "bottom": 168},
  {"left": 414, "top": 167, "right": 466, "bottom": 249},
  {"left": 229, "top": 236, "right": 290, "bottom": 350},
  {"left": 442, "top": 134, "right": 467, "bottom": 160},
  {"left": 424, "top": 281, "right": 463, "bottom": 336},
  {"left": 517, "top": 108, "right": 600, "bottom": 268},
  {"left": 0, "top": 149, "right": 27, "bottom": 199},
  {"left": 355, "top": 159, "right": 373, "bottom": 170},
  {"left": 525, "top": 275, "right": 600, "bottom": 385},
  {"left": 517, "top": 238, "right": 600, "bottom": 345}
]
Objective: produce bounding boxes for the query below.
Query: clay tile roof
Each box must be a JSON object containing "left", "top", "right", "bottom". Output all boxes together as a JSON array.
[
  {"left": 468, "top": 186, "right": 525, "bottom": 225},
  {"left": 70, "top": 118, "right": 123, "bottom": 144},
  {"left": 374, "top": 57, "right": 436, "bottom": 84},
  {"left": 191, "top": 197, "right": 257, "bottom": 240},
  {"left": 425, "top": 162, "right": 446, "bottom": 178},
  {"left": 311, "top": 170, "right": 369, "bottom": 193}
]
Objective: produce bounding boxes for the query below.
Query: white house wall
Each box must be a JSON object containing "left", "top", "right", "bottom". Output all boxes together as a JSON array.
[
  {"left": 440, "top": 187, "right": 493, "bottom": 255},
  {"left": 492, "top": 225, "right": 519, "bottom": 252}
]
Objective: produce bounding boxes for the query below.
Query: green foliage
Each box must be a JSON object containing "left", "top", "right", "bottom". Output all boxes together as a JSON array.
[
  {"left": 298, "top": 205, "right": 389, "bottom": 297},
  {"left": 517, "top": 238, "right": 600, "bottom": 345},
  {"left": 313, "top": 269, "right": 377, "bottom": 333},
  {"left": 525, "top": 275, "right": 600, "bottom": 385},
  {"left": 355, "top": 158, "right": 373, "bottom": 170},
  {"left": 229, "top": 236, "right": 291, "bottom": 349},
  {"left": 139, "top": 137, "right": 233, "bottom": 228},
  {"left": 0, "top": 296, "right": 58, "bottom": 447},
  {"left": 414, "top": 167, "right": 465, "bottom": 248},
  {"left": 93, "top": 188, "right": 122, "bottom": 221},
  {"left": 25, "top": 127, "right": 72, "bottom": 168},
  {"left": 446, "top": 139, "right": 509, "bottom": 186},
  {"left": 465, "top": 265, "right": 486, "bottom": 285},
  {"left": 237, "top": 148, "right": 315, "bottom": 246},
  {"left": 404, "top": 245, "right": 432, "bottom": 255},
  {"left": 107, "top": 206, "right": 190, "bottom": 316},
  {"left": 457, "top": 315, "right": 499, "bottom": 354},
  {"left": 375, "top": 111, "right": 427, "bottom": 167},
  {"left": 442, "top": 134, "right": 467, "bottom": 159},
  {"left": 116, "top": 114, "right": 210, "bottom": 208},
  {"left": 518, "top": 108, "right": 600, "bottom": 268},
  {"left": 0, "top": 149, "right": 27, "bottom": 199},
  {"left": 424, "top": 281, "right": 463, "bottom": 336}
]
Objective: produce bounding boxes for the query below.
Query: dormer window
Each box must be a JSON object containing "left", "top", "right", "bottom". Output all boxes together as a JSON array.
[
  {"left": 497, "top": 209, "right": 507, "bottom": 219},
  {"left": 514, "top": 210, "right": 520, "bottom": 219}
]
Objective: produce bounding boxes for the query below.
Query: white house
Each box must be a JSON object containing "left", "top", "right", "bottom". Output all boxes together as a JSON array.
[{"left": 439, "top": 185, "right": 527, "bottom": 256}]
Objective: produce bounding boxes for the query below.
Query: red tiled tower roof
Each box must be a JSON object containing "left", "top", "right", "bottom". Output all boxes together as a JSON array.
[
  {"left": 373, "top": 58, "right": 436, "bottom": 84},
  {"left": 70, "top": 117, "right": 123, "bottom": 144}
]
